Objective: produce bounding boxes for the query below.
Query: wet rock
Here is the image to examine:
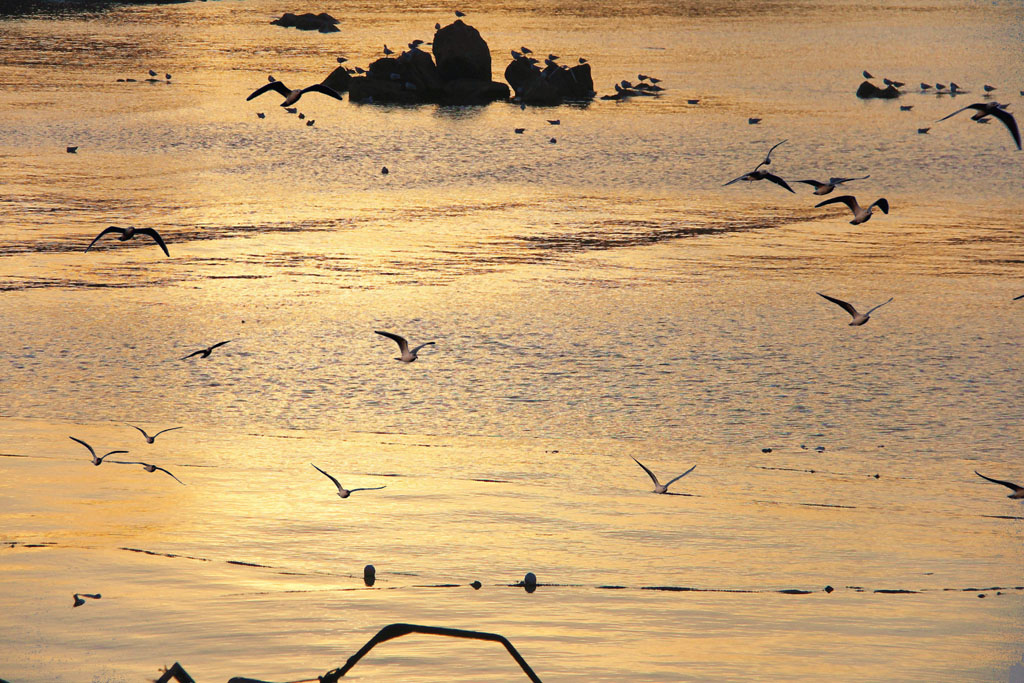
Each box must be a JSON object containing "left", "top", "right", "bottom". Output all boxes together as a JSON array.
[
  {"left": 824, "top": 585, "right": 834, "bottom": 593},
  {"left": 271, "top": 12, "right": 340, "bottom": 33},
  {"left": 321, "top": 65, "right": 352, "bottom": 93},
  {"left": 505, "top": 56, "right": 594, "bottom": 105},
  {"left": 856, "top": 80, "right": 900, "bottom": 99},
  {"left": 363, "top": 564, "right": 376, "bottom": 587},
  {"left": 470, "top": 580, "right": 482, "bottom": 590},
  {"left": 433, "top": 20, "right": 491, "bottom": 81}
]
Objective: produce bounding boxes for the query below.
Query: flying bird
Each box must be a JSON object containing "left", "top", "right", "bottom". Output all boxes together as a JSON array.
[
  {"left": 181, "top": 340, "right": 232, "bottom": 360},
  {"left": 1014, "top": 293, "right": 1024, "bottom": 301},
  {"left": 795, "top": 175, "right": 870, "bottom": 196},
  {"left": 69, "top": 436, "right": 127, "bottom": 466},
  {"left": 975, "top": 471, "right": 1024, "bottom": 499},
  {"left": 815, "top": 195, "right": 889, "bottom": 224},
  {"left": 374, "top": 330, "right": 434, "bottom": 362},
  {"left": 246, "top": 80, "right": 343, "bottom": 107},
  {"left": 630, "top": 457, "right": 696, "bottom": 494},
  {"left": 723, "top": 169, "right": 794, "bottom": 193},
  {"left": 85, "top": 226, "right": 169, "bottom": 257},
  {"left": 936, "top": 102, "right": 1021, "bottom": 150},
  {"left": 110, "top": 460, "right": 185, "bottom": 485},
  {"left": 311, "top": 463, "right": 386, "bottom": 498},
  {"left": 73, "top": 593, "right": 101, "bottom": 607},
  {"left": 817, "top": 292, "right": 893, "bottom": 326},
  {"left": 758, "top": 139, "right": 787, "bottom": 167},
  {"left": 127, "top": 425, "right": 182, "bottom": 444}
]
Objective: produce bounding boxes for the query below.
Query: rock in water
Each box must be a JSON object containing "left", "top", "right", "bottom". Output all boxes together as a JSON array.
[{"left": 432, "top": 20, "right": 491, "bottom": 81}]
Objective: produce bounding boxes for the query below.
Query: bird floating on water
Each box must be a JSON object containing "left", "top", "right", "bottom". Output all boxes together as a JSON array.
[
  {"left": 815, "top": 195, "right": 888, "bottom": 224},
  {"left": 246, "top": 80, "right": 343, "bottom": 107},
  {"left": 73, "top": 593, "right": 101, "bottom": 607},
  {"left": 86, "top": 226, "right": 169, "bottom": 257},
  {"left": 311, "top": 463, "right": 386, "bottom": 498},
  {"left": 936, "top": 102, "right": 1021, "bottom": 150},
  {"left": 66, "top": 146, "right": 78, "bottom": 153},
  {"left": 181, "top": 340, "right": 232, "bottom": 360},
  {"left": 111, "top": 460, "right": 185, "bottom": 485},
  {"left": 630, "top": 456, "right": 696, "bottom": 494},
  {"left": 795, "top": 175, "right": 869, "bottom": 196},
  {"left": 374, "top": 330, "right": 434, "bottom": 362},
  {"left": 975, "top": 471, "right": 1024, "bottom": 499},
  {"left": 69, "top": 437, "right": 127, "bottom": 466},
  {"left": 128, "top": 425, "right": 182, "bottom": 444},
  {"left": 817, "top": 292, "right": 893, "bottom": 326}
]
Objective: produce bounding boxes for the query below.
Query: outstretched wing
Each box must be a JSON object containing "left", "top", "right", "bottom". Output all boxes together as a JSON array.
[
  {"left": 98, "top": 450, "right": 129, "bottom": 462},
  {"left": 1013, "top": 294, "right": 1024, "bottom": 301},
  {"left": 976, "top": 470, "right": 1024, "bottom": 493},
  {"left": 815, "top": 195, "right": 858, "bottom": 213},
  {"left": 135, "top": 228, "right": 170, "bottom": 257},
  {"left": 246, "top": 80, "right": 291, "bottom": 101},
  {"left": 303, "top": 83, "right": 344, "bottom": 101},
  {"left": 69, "top": 436, "right": 96, "bottom": 458},
  {"left": 795, "top": 180, "right": 826, "bottom": 189},
  {"left": 630, "top": 456, "right": 661, "bottom": 487},
  {"left": 829, "top": 175, "right": 869, "bottom": 186},
  {"left": 817, "top": 292, "right": 859, "bottom": 318},
  {"left": 869, "top": 198, "right": 889, "bottom": 215},
  {"left": 865, "top": 297, "right": 894, "bottom": 316},
  {"left": 127, "top": 424, "right": 150, "bottom": 439},
  {"left": 152, "top": 466, "right": 186, "bottom": 485},
  {"left": 181, "top": 349, "right": 204, "bottom": 360},
  {"left": 348, "top": 486, "right": 387, "bottom": 493},
  {"left": 411, "top": 341, "right": 435, "bottom": 355},
  {"left": 85, "top": 226, "right": 125, "bottom": 252},
  {"left": 722, "top": 172, "right": 752, "bottom": 187},
  {"left": 988, "top": 107, "right": 1022, "bottom": 150},
  {"left": 375, "top": 330, "right": 410, "bottom": 354},
  {"left": 153, "top": 426, "right": 183, "bottom": 438},
  {"left": 762, "top": 139, "right": 787, "bottom": 164},
  {"left": 208, "top": 340, "right": 232, "bottom": 351},
  {"left": 762, "top": 172, "right": 795, "bottom": 193},
  {"left": 311, "top": 463, "right": 343, "bottom": 493},
  {"left": 664, "top": 464, "right": 697, "bottom": 487},
  {"left": 936, "top": 103, "right": 986, "bottom": 123}
]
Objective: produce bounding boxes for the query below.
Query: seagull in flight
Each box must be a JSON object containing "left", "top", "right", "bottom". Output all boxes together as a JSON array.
[
  {"left": 73, "top": 593, "right": 101, "bottom": 607},
  {"left": 69, "top": 436, "right": 127, "bottom": 466},
  {"left": 310, "top": 464, "right": 386, "bottom": 498},
  {"left": 815, "top": 195, "right": 889, "bottom": 224},
  {"left": 795, "top": 175, "right": 869, "bottom": 196},
  {"left": 85, "top": 226, "right": 169, "bottom": 257},
  {"left": 630, "top": 457, "right": 696, "bottom": 494},
  {"left": 374, "top": 330, "right": 435, "bottom": 362},
  {"left": 246, "top": 80, "right": 343, "bottom": 107},
  {"left": 758, "top": 139, "right": 787, "bottom": 167},
  {"left": 128, "top": 425, "right": 182, "bottom": 444},
  {"left": 976, "top": 471, "right": 1024, "bottom": 499},
  {"left": 936, "top": 102, "right": 1021, "bottom": 150},
  {"left": 110, "top": 460, "right": 186, "bottom": 485},
  {"left": 817, "top": 292, "right": 893, "bottom": 326},
  {"left": 181, "top": 340, "right": 232, "bottom": 360},
  {"left": 723, "top": 168, "right": 795, "bottom": 193}
]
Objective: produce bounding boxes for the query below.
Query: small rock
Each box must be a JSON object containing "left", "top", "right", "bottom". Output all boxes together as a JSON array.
[
  {"left": 470, "top": 580, "right": 482, "bottom": 589},
  {"left": 363, "top": 564, "right": 376, "bottom": 586}
]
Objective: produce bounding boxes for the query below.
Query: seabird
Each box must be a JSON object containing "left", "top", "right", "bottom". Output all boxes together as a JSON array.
[
  {"left": 815, "top": 195, "right": 889, "bottom": 224},
  {"left": 549, "top": 137, "right": 557, "bottom": 143},
  {"left": 975, "top": 471, "right": 1024, "bottom": 499},
  {"left": 455, "top": 9, "right": 465, "bottom": 17},
  {"left": 381, "top": 166, "right": 389, "bottom": 175},
  {"left": 246, "top": 80, "right": 343, "bottom": 107},
  {"left": 310, "top": 463, "right": 385, "bottom": 498},
  {"left": 128, "top": 425, "right": 182, "bottom": 444},
  {"left": 1014, "top": 293, "right": 1024, "bottom": 301},
  {"left": 514, "top": 128, "right": 525, "bottom": 134},
  {"left": 918, "top": 127, "right": 930, "bottom": 134},
  {"left": 256, "top": 112, "right": 265, "bottom": 118},
  {"left": 73, "top": 593, "right": 101, "bottom": 607},
  {"left": 687, "top": 98, "right": 699, "bottom": 104},
  {"left": 578, "top": 57, "right": 587, "bottom": 64},
  {"left": 900, "top": 105, "right": 913, "bottom": 111},
  {"left": 630, "top": 456, "right": 696, "bottom": 494},
  {"left": 936, "top": 102, "right": 1021, "bottom": 150},
  {"left": 382, "top": 44, "right": 394, "bottom": 55},
  {"left": 817, "top": 292, "right": 893, "bottom": 326},
  {"left": 67, "top": 146, "right": 78, "bottom": 153},
  {"left": 520, "top": 46, "right": 532, "bottom": 54},
  {"left": 306, "top": 119, "right": 315, "bottom": 126},
  {"left": 374, "top": 330, "right": 434, "bottom": 362},
  {"left": 759, "top": 139, "right": 787, "bottom": 166},
  {"left": 85, "top": 226, "right": 169, "bottom": 257},
  {"left": 181, "top": 340, "right": 232, "bottom": 360},
  {"left": 920, "top": 83, "right": 932, "bottom": 91},
  {"left": 862, "top": 70, "right": 874, "bottom": 79},
  {"left": 983, "top": 84, "right": 996, "bottom": 93},
  {"left": 69, "top": 437, "right": 127, "bottom": 466},
  {"left": 723, "top": 169, "right": 794, "bottom": 193},
  {"left": 748, "top": 117, "right": 761, "bottom": 124},
  {"left": 795, "top": 175, "right": 869, "bottom": 196},
  {"left": 547, "top": 119, "right": 560, "bottom": 125},
  {"left": 149, "top": 69, "right": 157, "bottom": 77},
  {"left": 111, "top": 460, "right": 185, "bottom": 485}
]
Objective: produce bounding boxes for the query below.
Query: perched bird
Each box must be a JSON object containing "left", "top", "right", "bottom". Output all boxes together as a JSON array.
[
  {"left": 127, "top": 425, "right": 182, "bottom": 444},
  {"left": 382, "top": 44, "right": 394, "bottom": 55},
  {"left": 110, "top": 460, "right": 185, "bottom": 485},
  {"left": 630, "top": 456, "right": 696, "bottom": 494},
  {"left": 85, "top": 226, "right": 169, "bottom": 257},
  {"left": 975, "top": 471, "right": 1024, "bottom": 499},
  {"left": 578, "top": 57, "right": 587, "bottom": 64},
  {"left": 920, "top": 83, "right": 932, "bottom": 91},
  {"left": 246, "top": 80, "right": 343, "bottom": 107},
  {"left": 374, "top": 330, "right": 434, "bottom": 362},
  {"left": 149, "top": 69, "right": 157, "bottom": 77},
  {"left": 936, "top": 102, "right": 1021, "bottom": 150},
  {"left": 66, "top": 146, "right": 78, "bottom": 153},
  {"left": 520, "top": 46, "right": 532, "bottom": 54},
  {"left": 181, "top": 340, "right": 232, "bottom": 360},
  {"left": 817, "top": 292, "right": 893, "bottom": 326},
  {"left": 311, "top": 463, "right": 386, "bottom": 498},
  {"left": 73, "top": 593, "right": 101, "bottom": 607},
  {"left": 69, "top": 437, "right": 127, "bottom": 466},
  {"left": 883, "top": 78, "right": 905, "bottom": 88},
  {"left": 815, "top": 195, "right": 889, "bottom": 224},
  {"left": 723, "top": 168, "right": 794, "bottom": 193},
  {"left": 337, "top": 56, "right": 348, "bottom": 64},
  {"left": 862, "top": 70, "right": 874, "bottom": 79},
  {"left": 949, "top": 82, "right": 962, "bottom": 94},
  {"left": 435, "top": 22, "right": 441, "bottom": 30},
  {"left": 795, "top": 175, "right": 870, "bottom": 196},
  {"left": 455, "top": 9, "right": 465, "bottom": 17}
]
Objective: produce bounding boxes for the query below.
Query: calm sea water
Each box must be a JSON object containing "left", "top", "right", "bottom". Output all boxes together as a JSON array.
[{"left": 1, "top": 0, "right": 1023, "bottom": 681}]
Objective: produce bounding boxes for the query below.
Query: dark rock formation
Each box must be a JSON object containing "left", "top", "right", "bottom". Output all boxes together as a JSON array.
[
  {"left": 320, "top": 65, "right": 352, "bottom": 93},
  {"left": 271, "top": 12, "right": 340, "bottom": 33},
  {"left": 432, "top": 20, "right": 491, "bottom": 81},
  {"left": 856, "top": 80, "right": 899, "bottom": 99},
  {"left": 504, "top": 56, "right": 594, "bottom": 105}
]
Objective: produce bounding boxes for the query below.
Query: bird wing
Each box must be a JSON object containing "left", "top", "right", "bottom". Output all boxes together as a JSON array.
[
  {"left": 303, "top": 83, "right": 344, "bottom": 101},
  {"left": 209, "top": 340, "right": 232, "bottom": 351},
  {"left": 664, "top": 464, "right": 697, "bottom": 487},
  {"left": 69, "top": 436, "right": 95, "bottom": 458},
  {"left": 869, "top": 198, "right": 889, "bottom": 214},
  {"left": 817, "top": 292, "right": 860, "bottom": 318},
  {"left": 987, "top": 107, "right": 1022, "bottom": 150},
  {"left": 135, "top": 228, "right": 170, "bottom": 257},
  {"left": 722, "top": 172, "right": 752, "bottom": 187},
  {"left": 763, "top": 139, "right": 787, "bottom": 162},
  {"left": 411, "top": 341, "right": 435, "bottom": 355},
  {"left": 762, "top": 172, "right": 795, "bottom": 193},
  {"left": 85, "top": 226, "right": 125, "bottom": 252},
  {"left": 795, "top": 180, "right": 826, "bottom": 189},
  {"left": 311, "top": 463, "right": 343, "bottom": 493},
  {"left": 181, "top": 349, "right": 204, "bottom": 360},
  {"left": 829, "top": 175, "right": 869, "bottom": 185},
  {"left": 1013, "top": 294, "right": 1024, "bottom": 301},
  {"left": 865, "top": 297, "right": 894, "bottom": 315},
  {"left": 153, "top": 426, "right": 183, "bottom": 437},
  {"left": 375, "top": 330, "right": 410, "bottom": 354},
  {"left": 976, "top": 471, "right": 1024, "bottom": 492},
  {"left": 348, "top": 486, "right": 387, "bottom": 493},
  {"left": 127, "top": 424, "right": 150, "bottom": 439},
  {"left": 936, "top": 103, "right": 985, "bottom": 123},
  {"left": 98, "top": 450, "right": 129, "bottom": 462},
  {"left": 152, "top": 466, "right": 186, "bottom": 485},
  {"left": 815, "top": 195, "right": 859, "bottom": 214},
  {"left": 630, "top": 456, "right": 661, "bottom": 486},
  {"left": 246, "top": 80, "right": 291, "bottom": 101}
]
